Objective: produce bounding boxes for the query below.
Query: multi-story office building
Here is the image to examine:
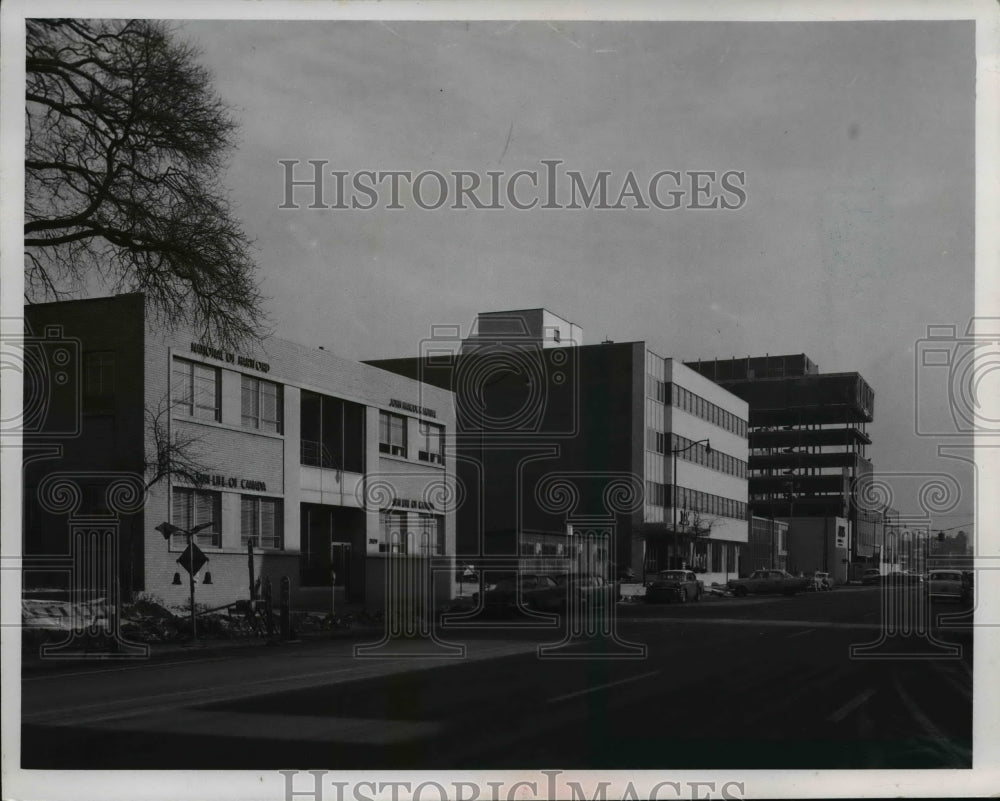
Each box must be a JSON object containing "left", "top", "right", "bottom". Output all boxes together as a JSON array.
[
  {"left": 685, "top": 354, "right": 889, "bottom": 582},
  {"left": 22, "top": 295, "right": 457, "bottom": 609},
  {"left": 369, "top": 309, "right": 750, "bottom": 587}
]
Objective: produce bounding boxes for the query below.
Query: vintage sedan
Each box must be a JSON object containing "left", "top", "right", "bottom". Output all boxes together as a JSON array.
[
  {"left": 554, "top": 574, "right": 617, "bottom": 610},
  {"left": 645, "top": 570, "right": 703, "bottom": 603},
  {"left": 860, "top": 568, "right": 883, "bottom": 585},
  {"left": 478, "top": 574, "right": 563, "bottom": 615},
  {"left": 925, "top": 569, "right": 968, "bottom": 602},
  {"left": 728, "top": 569, "right": 811, "bottom": 597}
]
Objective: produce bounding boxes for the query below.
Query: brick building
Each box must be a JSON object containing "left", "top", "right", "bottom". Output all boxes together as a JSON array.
[{"left": 22, "top": 294, "right": 457, "bottom": 610}]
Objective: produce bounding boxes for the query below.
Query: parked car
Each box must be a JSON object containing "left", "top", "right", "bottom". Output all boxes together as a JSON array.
[
  {"left": 478, "top": 574, "right": 562, "bottom": 615},
  {"left": 646, "top": 569, "right": 703, "bottom": 603},
  {"left": 728, "top": 569, "right": 811, "bottom": 597},
  {"left": 884, "top": 571, "right": 923, "bottom": 587},
  {"left": 925, "top": 569, "right": 968, "bottom": 602},
  {"left": 805, "top": 571, "right": 833, "bottom": 591},
  {"left": 962, "top": 571, "right": 974, "bottom": 604},
  {"left": 554, "top": 574, "right": 617, "bottom": 610},
  {"left": 861, "top": 568, "right": 882, "bottom": 585}
]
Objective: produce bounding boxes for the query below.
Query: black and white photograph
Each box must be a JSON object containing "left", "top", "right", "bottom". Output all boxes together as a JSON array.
[{"left": 3, "top": 1, "right": 998, "bottom": 799}]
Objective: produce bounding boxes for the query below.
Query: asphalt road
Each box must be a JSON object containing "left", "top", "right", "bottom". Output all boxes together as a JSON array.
[{"left": 20, "top": 585, "right": 972, "bottom": 769}]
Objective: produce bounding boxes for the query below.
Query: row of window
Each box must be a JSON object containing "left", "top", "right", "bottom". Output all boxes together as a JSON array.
[
  {"left": 378, "top": 510, "right": 445, "bottom": 555},
  {"left": 644, "top": 430, "right": 748, "bottom": 478},
  {"left": 300, "top": 390, "right": 366, "bottom": 471},
  {"left": 378, "top": 411, "right": 444, "bottom": 464},
  {"left": 644, "top": 481, "right": 749, "bottom": 520},
  {"left": 645, "top": 375, "right": 748, "bottom": 438},
  {"left": 173, "top": 359, "right": 446, "bottom": 470},
  {"left": 672, "top": 433, "right": 748, "bottom": 478},
  {"left": 173, "top": 358, "right": 285, "bottom": 433},
  {"left": 171, "top": 488, "right": 284, "bottom": 550}
]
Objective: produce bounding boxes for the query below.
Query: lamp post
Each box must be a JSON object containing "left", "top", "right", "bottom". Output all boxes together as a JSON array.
[
  {"left": 157, "top": 520, "right": 214, "bottom": 643},
  {"left": 671, "top": 438, "right": 710, "bottom": 570}
]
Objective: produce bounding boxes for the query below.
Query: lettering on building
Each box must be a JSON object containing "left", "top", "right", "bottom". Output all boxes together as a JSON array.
[
  {"left": 190, "top": 342, "right": 271, "bottom": 373},
  {"left": 191, "top": 472, "right": 268, "bottom": 492},
  {"left": 389, "top": 398, "right": 436, "bottom": 418}
]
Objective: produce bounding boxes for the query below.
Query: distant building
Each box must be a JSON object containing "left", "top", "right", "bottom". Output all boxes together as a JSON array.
[
  {"left": 369, "top": 309, "right": 750, "bottom": 586},
  {"left": 22, "top": 294, "right": 457, "bottom": 609},
  {"left": 685, "top": 354, "right": 888, "bottom": 583},
  {"left": 747, "top": 516, "right": 789, "bottom": 573}
]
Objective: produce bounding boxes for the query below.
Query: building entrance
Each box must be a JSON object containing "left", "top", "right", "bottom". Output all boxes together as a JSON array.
[{"left": 300, "top": 503, "right": 365, "bottom": 602}]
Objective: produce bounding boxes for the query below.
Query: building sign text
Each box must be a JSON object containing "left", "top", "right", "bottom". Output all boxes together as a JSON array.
[
  {"left": 389, "top": 398, "right": 436, "bottom": 418},
  {"left": 190, "top": 342, "right": 270, "bottom": 374}
]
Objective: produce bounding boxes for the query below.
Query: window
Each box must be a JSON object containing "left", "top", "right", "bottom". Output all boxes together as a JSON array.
[
  {"left": 242, "top": 375, "right": 283, "bottom": 433},
  {"left": 84, "top": 351, "right": 115, "bottom": 396},
  {"left": 418, "top": 422, "right": 445, "bottom": 464},
  {"left": 241, "top": 496, "right": 283, "bottom": 550},
  {"left": 379, "top": 411, "right": 407, "bottom": 457},
  {"left": 414, "top": 513, "right": 445, "bottom": 555},
  {"left": 300, "top": 391, "right": 366, "bottom": 471},
  {"left": 379, "top": 510, "right": 408, "bottom": 553},
  {"left": 171, "top": 488, "right": 221, "bottom": 548},
  {"left": 173, "top": 359, "right": 220, "bottom": 421}
]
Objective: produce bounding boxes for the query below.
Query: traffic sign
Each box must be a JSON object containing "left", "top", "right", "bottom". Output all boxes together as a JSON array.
[{"left": 177, "top": 543, "right": 208, "bottom": 576}]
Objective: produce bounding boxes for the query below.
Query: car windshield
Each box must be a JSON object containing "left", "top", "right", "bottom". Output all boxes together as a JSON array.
[{"left": 658, "top": 571, "right": 687, "bottom": 581}]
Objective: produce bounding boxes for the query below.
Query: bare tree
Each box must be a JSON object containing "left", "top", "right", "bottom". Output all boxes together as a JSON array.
[
  {"left": 25, "top": 18, "right": 266, "bottom": 348},
  {"left": 679, "top": 508, "right": 719, "bottom": 539},
  {"left": 143, "top": 397, "right": 212, "bottom": 489}
]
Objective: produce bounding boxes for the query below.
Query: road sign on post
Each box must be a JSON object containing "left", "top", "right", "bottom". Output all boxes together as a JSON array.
[{"left": 176, "top": 543, "right": 208, "bottom": 577}]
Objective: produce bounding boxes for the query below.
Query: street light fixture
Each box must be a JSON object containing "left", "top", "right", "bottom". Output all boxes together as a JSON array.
[
  {"left": 670, "top": 438, "right": 710, "bottom": 569},
  {"left": 156, "top": 520, "right": 214, "bottom": 644}
]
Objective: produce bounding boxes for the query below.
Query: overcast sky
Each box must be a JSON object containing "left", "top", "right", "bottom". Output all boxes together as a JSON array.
[{"left": 180, "top": 19, "right": 975, "bottom": 532}]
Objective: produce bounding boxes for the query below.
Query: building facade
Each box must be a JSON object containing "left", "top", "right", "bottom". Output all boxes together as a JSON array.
[
  {"left": 370, "top": 309, "right": 750, "bottom": 587},
  {"left": 685, "top": 353, "right": 887, "bottom": 583},
  {"left": 22, "top": 295, "right": 457, "bottom": 610}
]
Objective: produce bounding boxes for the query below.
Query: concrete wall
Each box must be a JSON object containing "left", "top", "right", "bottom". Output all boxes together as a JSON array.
[{"left": 783, "top": 516, "right": 849, "bottom": 584}]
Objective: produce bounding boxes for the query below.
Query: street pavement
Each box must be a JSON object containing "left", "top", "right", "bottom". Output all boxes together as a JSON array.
[{"left": 20, "top": 585, "right": 972, "bottom": 769}]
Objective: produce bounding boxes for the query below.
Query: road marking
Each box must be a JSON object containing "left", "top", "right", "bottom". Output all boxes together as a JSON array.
[
  {"left": 893, "top": 676, "right": 971, "bottom": 765},
  {"left": 548, "top": 670, "right": 659, "bottom": 703},
  {"left": 82, "top": 708, "right": 443, "bottom": 744},
  {"left": 23, "top": 655, "right": 235, "bottom": 681},
  {"left": 785, "top": 628, "right": 816, "bottom": 638},
  {"left": 24, "top": 641, "right": 542, "bottom": 726},
  {"left": 826, "top": 688, "right": 876, "bottom": 722},
  {"left": 619, "top": 617, "right": 886, "bottom": 630}
]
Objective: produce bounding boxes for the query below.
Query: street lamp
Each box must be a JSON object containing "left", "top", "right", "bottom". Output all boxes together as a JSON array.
[
  {"left": 157, "top": 520, "right": 214, "bottom": 643},
  {"left": 671, "top": 438, "right": 710, "bottom": 570}
]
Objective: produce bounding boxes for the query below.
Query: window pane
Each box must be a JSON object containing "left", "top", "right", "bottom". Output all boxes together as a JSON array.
[
  {"left": 300, "top": 391, "right": 322, "bottom": 466},
  {"left": 261, "top": 382, "right": 281, "bottom": 433},
  {"left": 242, "top": 375, "right": 259, "bottom": 427},
  {"left": 343, "top": 401, "right": 365, "bottom": 472},
  {"left": 321, "top": 396, "right": 343, "bottom": 469},
  {"left": 193, "top": 364, "right": 219, "bottom": 420},
  {"left": 172, "top": 361, "right": 192, "bottom": 414},
  {"left": 241, "top": 497, "right": 257, "bottom": 545}
]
